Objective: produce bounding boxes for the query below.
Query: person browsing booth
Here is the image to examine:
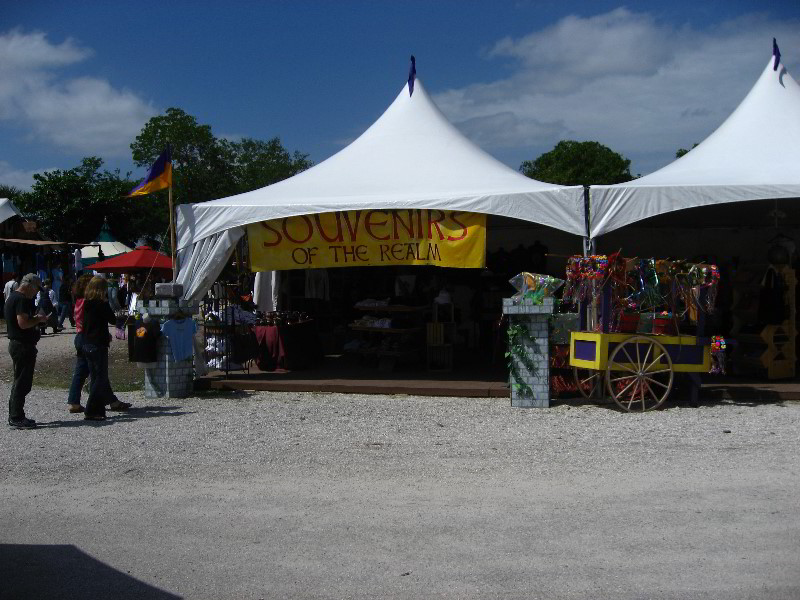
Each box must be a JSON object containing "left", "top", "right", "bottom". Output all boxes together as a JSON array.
[{"left": 5, "top": 273, "right": 50, "bottom": 429}]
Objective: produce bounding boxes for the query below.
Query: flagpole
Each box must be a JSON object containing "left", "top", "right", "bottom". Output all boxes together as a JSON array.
[{"left": 168, "top": 181, "right": 176, "bottom": 283}]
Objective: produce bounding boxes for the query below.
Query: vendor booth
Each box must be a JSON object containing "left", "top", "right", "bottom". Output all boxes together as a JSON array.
[
  {"left": 175, "top": 77, "right": 587, "bottom": 381},
  {"left": 588, "top": 52, "right": 800, "bottom": 382}
]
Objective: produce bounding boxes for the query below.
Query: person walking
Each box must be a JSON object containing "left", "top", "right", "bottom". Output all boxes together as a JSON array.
[
  {"left": 67, "top": 274, "right": 129, "bottom": 414},
  {"left": 81, "top": 276, "right": 124, "bottom": 421},
  {"left": 36, "top": 279, "right": 60, "bottom": 334},
  {"left": 57, "top": 275, "right": 75, "bottom": 329},
  {"left": 5, "top": 274, "right": 49, "bottom": 429},
  {"left": 3, "top": 272, "right": 20, "bottom": 302}
]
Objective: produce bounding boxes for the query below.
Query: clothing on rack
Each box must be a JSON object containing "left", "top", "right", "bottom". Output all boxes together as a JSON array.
[
  {"left": 161, "top": 318, "right": 197, "bottom": 362},
  {"left": 304, "top": 268, "right": 329, "bottom": 300},
  {"left": 254, "top": 270, "right": 280, "bottom": 312}
]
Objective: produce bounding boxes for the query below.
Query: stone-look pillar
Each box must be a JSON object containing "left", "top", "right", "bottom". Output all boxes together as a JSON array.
[
  {"left": 502, "top": 296, "right": 554, "bottom": 408},
  {"left": 137, "top": 283, "right": 199, "bottom": 399}
]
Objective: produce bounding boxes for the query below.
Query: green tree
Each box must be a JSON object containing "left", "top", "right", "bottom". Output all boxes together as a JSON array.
[
  {"left": 0, "top": 184, "right": 25, "bottom": 202},
  {"left": 15, "top": 157, "right": 167, "bottom": 244},
  {"left": 676, "top": 143, "right": 699, "bottom": 158},
  {"left": 218, "top": 137, "right": 312, "bottom": 196},
  {"left": 520, "top": 140, "right": 633, "bottom": 186},
  {"left": 131, "top": 107, "right": 312, "bottom": 205}
]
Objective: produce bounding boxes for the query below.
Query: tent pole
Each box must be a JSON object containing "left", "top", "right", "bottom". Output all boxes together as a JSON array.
[
  {"left": 582, "top": 185, "right": 591, "bottom": 257},
  {"left": 168, "top": 182, "right": 177, "bottom": 283}
]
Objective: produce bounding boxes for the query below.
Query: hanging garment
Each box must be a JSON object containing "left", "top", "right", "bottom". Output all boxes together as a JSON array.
[
  {"left": 304, "top": 268, "right": 329, "bottom": 300},
  {"left": 74, "top": 248, "right": 83, "bottom": 272},
  {"left": 254, "top": 271, "right": 280, "bottom": 312},
  {"left": 161, "top": 318, "right": 198, "bottom": 362}
]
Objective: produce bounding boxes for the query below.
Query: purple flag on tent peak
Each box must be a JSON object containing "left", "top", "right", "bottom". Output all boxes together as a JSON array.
[
  {"left": 773, "top": 38, "right": 781, "bottom": 71},
  {"left": 408, "top": 55, "right": 416, "bottom": 96}
]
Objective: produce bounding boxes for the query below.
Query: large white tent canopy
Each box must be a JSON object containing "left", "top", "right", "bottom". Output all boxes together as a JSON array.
[
  {"left": 176, "top": 79, "right": 585, "bottom": 300},
  {"left": 0, "top": 198, "right": 21, "bottom": 226},
  {"left": 590, "top": 57, "right": 800, "bottom": 238}
]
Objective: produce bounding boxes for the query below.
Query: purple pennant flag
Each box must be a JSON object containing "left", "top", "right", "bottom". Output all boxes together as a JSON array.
[
  {"left": 408, "top": 55, "right": 416, "bottom": 96},
  {"left": 773, "top": 38, "right": 781, "bottom": 71}
]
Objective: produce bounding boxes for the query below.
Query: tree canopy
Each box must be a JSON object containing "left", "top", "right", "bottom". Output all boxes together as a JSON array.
[
  {"left": 14, "top": 157, "right": 166, "bottom": 245},
  {"left": 676, "top": 143, "right": 699, "bottom": 158},
  {"left": 2, "top": 107, "right": 312, "bottom": 244},
  {"left": 130, "top": 107, "right": 311, "bottom": 205},
  {"left": 520, "top": 140, "right": 633, "bottom": 186}
]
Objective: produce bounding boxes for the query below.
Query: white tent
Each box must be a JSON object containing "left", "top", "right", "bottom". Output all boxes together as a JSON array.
[
  {"left": 80, "top": 240, "right": 133, "bottom": 261},
  {"left": 590, "top": 56, "right": 800, "bottom": 239},
  {"left": 176, "top": 80, "right": 585, "bottom": 300},
  {"left": 0, "top": 198, "right": 21, "bottom": 226},
  {"left": 79, "top": 221, "right": 133, "bottom": 265}
]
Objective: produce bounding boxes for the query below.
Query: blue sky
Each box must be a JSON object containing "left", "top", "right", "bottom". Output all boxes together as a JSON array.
[{"left": 1, "top": 1, "right": 798, "bottom": 190}]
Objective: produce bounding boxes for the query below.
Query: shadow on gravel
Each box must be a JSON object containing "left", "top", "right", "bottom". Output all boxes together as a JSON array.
[
  {"left": 35, "top": 406, "right": 194, "bottom": 429},
  {"left": 0, "top": 543, "right": 181, "bottom": 599}
]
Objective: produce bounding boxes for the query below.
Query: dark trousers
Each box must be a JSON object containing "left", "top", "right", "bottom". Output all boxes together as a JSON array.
[
  {"left": 58, "top": 301, "right": 74, "bottom": 328},
  {"left": 83, "top": 343, "right": 109, "bottom": 418},
  {"left": 68, "top": 333, "right": 117, "bottom": 407},
  {"left": 8, "top": 340, "right": 37, "bottom": 420}
]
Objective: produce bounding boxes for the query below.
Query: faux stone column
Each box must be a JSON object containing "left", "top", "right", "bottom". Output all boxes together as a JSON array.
[
  {"left": 502, "top": 296, "right": 554, "bottom": 408},
  {"left": 137, "top": 283, "right": 200, "bottom": 399}
]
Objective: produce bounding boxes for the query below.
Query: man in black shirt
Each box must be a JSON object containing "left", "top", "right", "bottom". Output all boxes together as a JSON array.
[{"left": 5, "top": 273, "right": 49, "bottom": 429}]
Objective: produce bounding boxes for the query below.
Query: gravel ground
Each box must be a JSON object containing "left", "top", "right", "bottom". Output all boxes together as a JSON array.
[{"left": 1, "top": 380, "right": 799, "bottom": 599}]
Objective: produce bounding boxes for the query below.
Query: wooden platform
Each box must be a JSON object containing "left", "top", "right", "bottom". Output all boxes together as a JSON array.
[
  {"left": 195, "top": 354, "right": 510, "bottom": 397},
  {"left": 194, "top": 354, "right": 800, "bottom": 402}
]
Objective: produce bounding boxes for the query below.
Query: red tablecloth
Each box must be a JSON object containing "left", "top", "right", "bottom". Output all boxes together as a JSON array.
[{"left": 252, "top": 319, "right": 320, "bottom": 371}]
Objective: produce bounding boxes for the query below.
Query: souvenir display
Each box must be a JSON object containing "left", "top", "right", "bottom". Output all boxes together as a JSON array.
[{"left": 508, "top": 272, "right": 564, "bottom": 305}]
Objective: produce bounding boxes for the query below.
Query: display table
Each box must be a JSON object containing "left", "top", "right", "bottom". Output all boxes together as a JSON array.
[{"left": 253, "top": 319, "right": 320, "bottom": 371}]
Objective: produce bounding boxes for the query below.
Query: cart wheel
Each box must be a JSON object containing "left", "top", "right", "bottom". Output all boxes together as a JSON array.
[
  {"left": 606, "top": 336, "right": 673, "bottom": 412},
  {"left": 573, "top": 366, "right": 601, "bottom": 400}
]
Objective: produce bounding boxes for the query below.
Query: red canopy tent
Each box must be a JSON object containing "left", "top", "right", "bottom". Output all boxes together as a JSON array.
[{"left": 89, "top": 245, "right": 172, "bottom": 275}]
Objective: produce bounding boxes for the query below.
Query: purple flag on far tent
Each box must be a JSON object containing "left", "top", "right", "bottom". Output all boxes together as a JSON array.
[
  {"left": 773, "top": 38, "right": 781, "bottom": 71},
  {"left": 408, "top": 55, "right": 416, "bottom": 96}
]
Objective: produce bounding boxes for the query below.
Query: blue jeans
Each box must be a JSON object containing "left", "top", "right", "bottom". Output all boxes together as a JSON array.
[
  {"left": 68, "top": 334, "right": 117, "bottom": 407},
  {"left": 83, "top": 342, "right": 109, "bottom": 418},
  {"left": 67, "top": 334, "right": 89, "bottom": 406},
  {"left": 58, "top": 302, "right": 74, "bottom": 328}
]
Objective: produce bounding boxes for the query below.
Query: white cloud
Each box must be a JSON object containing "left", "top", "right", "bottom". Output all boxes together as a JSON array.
[
  {"left": 0, "top": 160, "right": 49, "bottom": 190},
  {"left": 0, "top": 28, "right": 156, "bottom": 157},
  {"left": 434, "top": 9, "right": 799, "bottom": 175}
]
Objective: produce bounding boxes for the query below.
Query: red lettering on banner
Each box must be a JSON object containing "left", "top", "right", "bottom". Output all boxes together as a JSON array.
[
  {"left": 447, "top": 211, "right": 469, "bottom": 241},
  {"left": 342, "top": 211, "right": 362, "bottom": 242},
  {"left": 260, "top": 221, "right": 283, "bottom": 247},
  {"left": 391, "top": 210, "right": 415, "bottom": 240},
  {"left": 314, "top": 213, "right": 344, "bottom": 242},
  {"left": 427, "top": 209, "right": 446, "bottom": 240},
  {"left": 364, "top": 210, "right": 390, "bottom": 240},
  {"left": 284, "top": 215, "right": 314, "bottom": 244}
]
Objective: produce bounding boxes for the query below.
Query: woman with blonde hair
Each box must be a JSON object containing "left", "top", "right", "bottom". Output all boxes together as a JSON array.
[{"left": 81, "top": 276, "right": 120, "bottom": 421}]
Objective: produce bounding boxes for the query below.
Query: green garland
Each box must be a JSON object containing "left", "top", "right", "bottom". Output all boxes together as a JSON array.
[{"left": 505, "top": 323, "right": 539, "bottom": 397}]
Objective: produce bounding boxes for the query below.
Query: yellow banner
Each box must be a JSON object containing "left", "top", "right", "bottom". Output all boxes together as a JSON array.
[{"left": 248, "top": 210, "right": 486, "bottom": 271}]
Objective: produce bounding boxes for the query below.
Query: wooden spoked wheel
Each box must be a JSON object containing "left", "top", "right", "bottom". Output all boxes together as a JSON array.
[
  {"left": 573, "top": 366, "right": 601, "bottom": 400},
  {"left": 606, "top": 336, "right": 673, "bottom": 412}
]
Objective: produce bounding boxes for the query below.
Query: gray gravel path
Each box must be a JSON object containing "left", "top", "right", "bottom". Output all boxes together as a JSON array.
[{"left": 1, "top": 383, "right": 799, "bottom": 599}]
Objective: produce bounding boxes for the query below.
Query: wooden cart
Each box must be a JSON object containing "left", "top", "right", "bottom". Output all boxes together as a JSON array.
[
  {"left": 565, "top": 256, "right": 717, "bottom": 412},
  {"left": 570, "top": 331, "right": 710, "bottom": 412}
]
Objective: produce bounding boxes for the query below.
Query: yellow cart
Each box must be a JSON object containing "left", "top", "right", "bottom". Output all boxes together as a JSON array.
[{"left": 569, "top": 331, "right": 711, "bottom": 412}]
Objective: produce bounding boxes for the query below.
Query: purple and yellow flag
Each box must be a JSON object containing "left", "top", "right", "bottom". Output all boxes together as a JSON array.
[{"left": 128, "top": 145, "right": 172, "bottom": 197}]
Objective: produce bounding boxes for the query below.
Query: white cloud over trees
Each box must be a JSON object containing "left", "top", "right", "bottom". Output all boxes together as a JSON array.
[
  {"left": 0, "top": 29, "right": 155, "bottom": 158},
  {"left": 434, "top": 8, "right": 799, "bottom": 175}
]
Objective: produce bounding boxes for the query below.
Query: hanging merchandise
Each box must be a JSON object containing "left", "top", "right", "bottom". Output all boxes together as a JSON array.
[
  {"left": 562, "top": 255, "right": 610, "bottom": 305},
  {"left": 710, "top": 336, "right": 727, "bottom": 374},
  {"left": 508, "top": 272, "right": 564, "bottom": 305}
]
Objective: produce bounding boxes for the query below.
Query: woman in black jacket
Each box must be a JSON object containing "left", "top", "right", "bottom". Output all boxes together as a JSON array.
[{"left": 81, "top": 277, "right": 117, "bottom": 421}]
